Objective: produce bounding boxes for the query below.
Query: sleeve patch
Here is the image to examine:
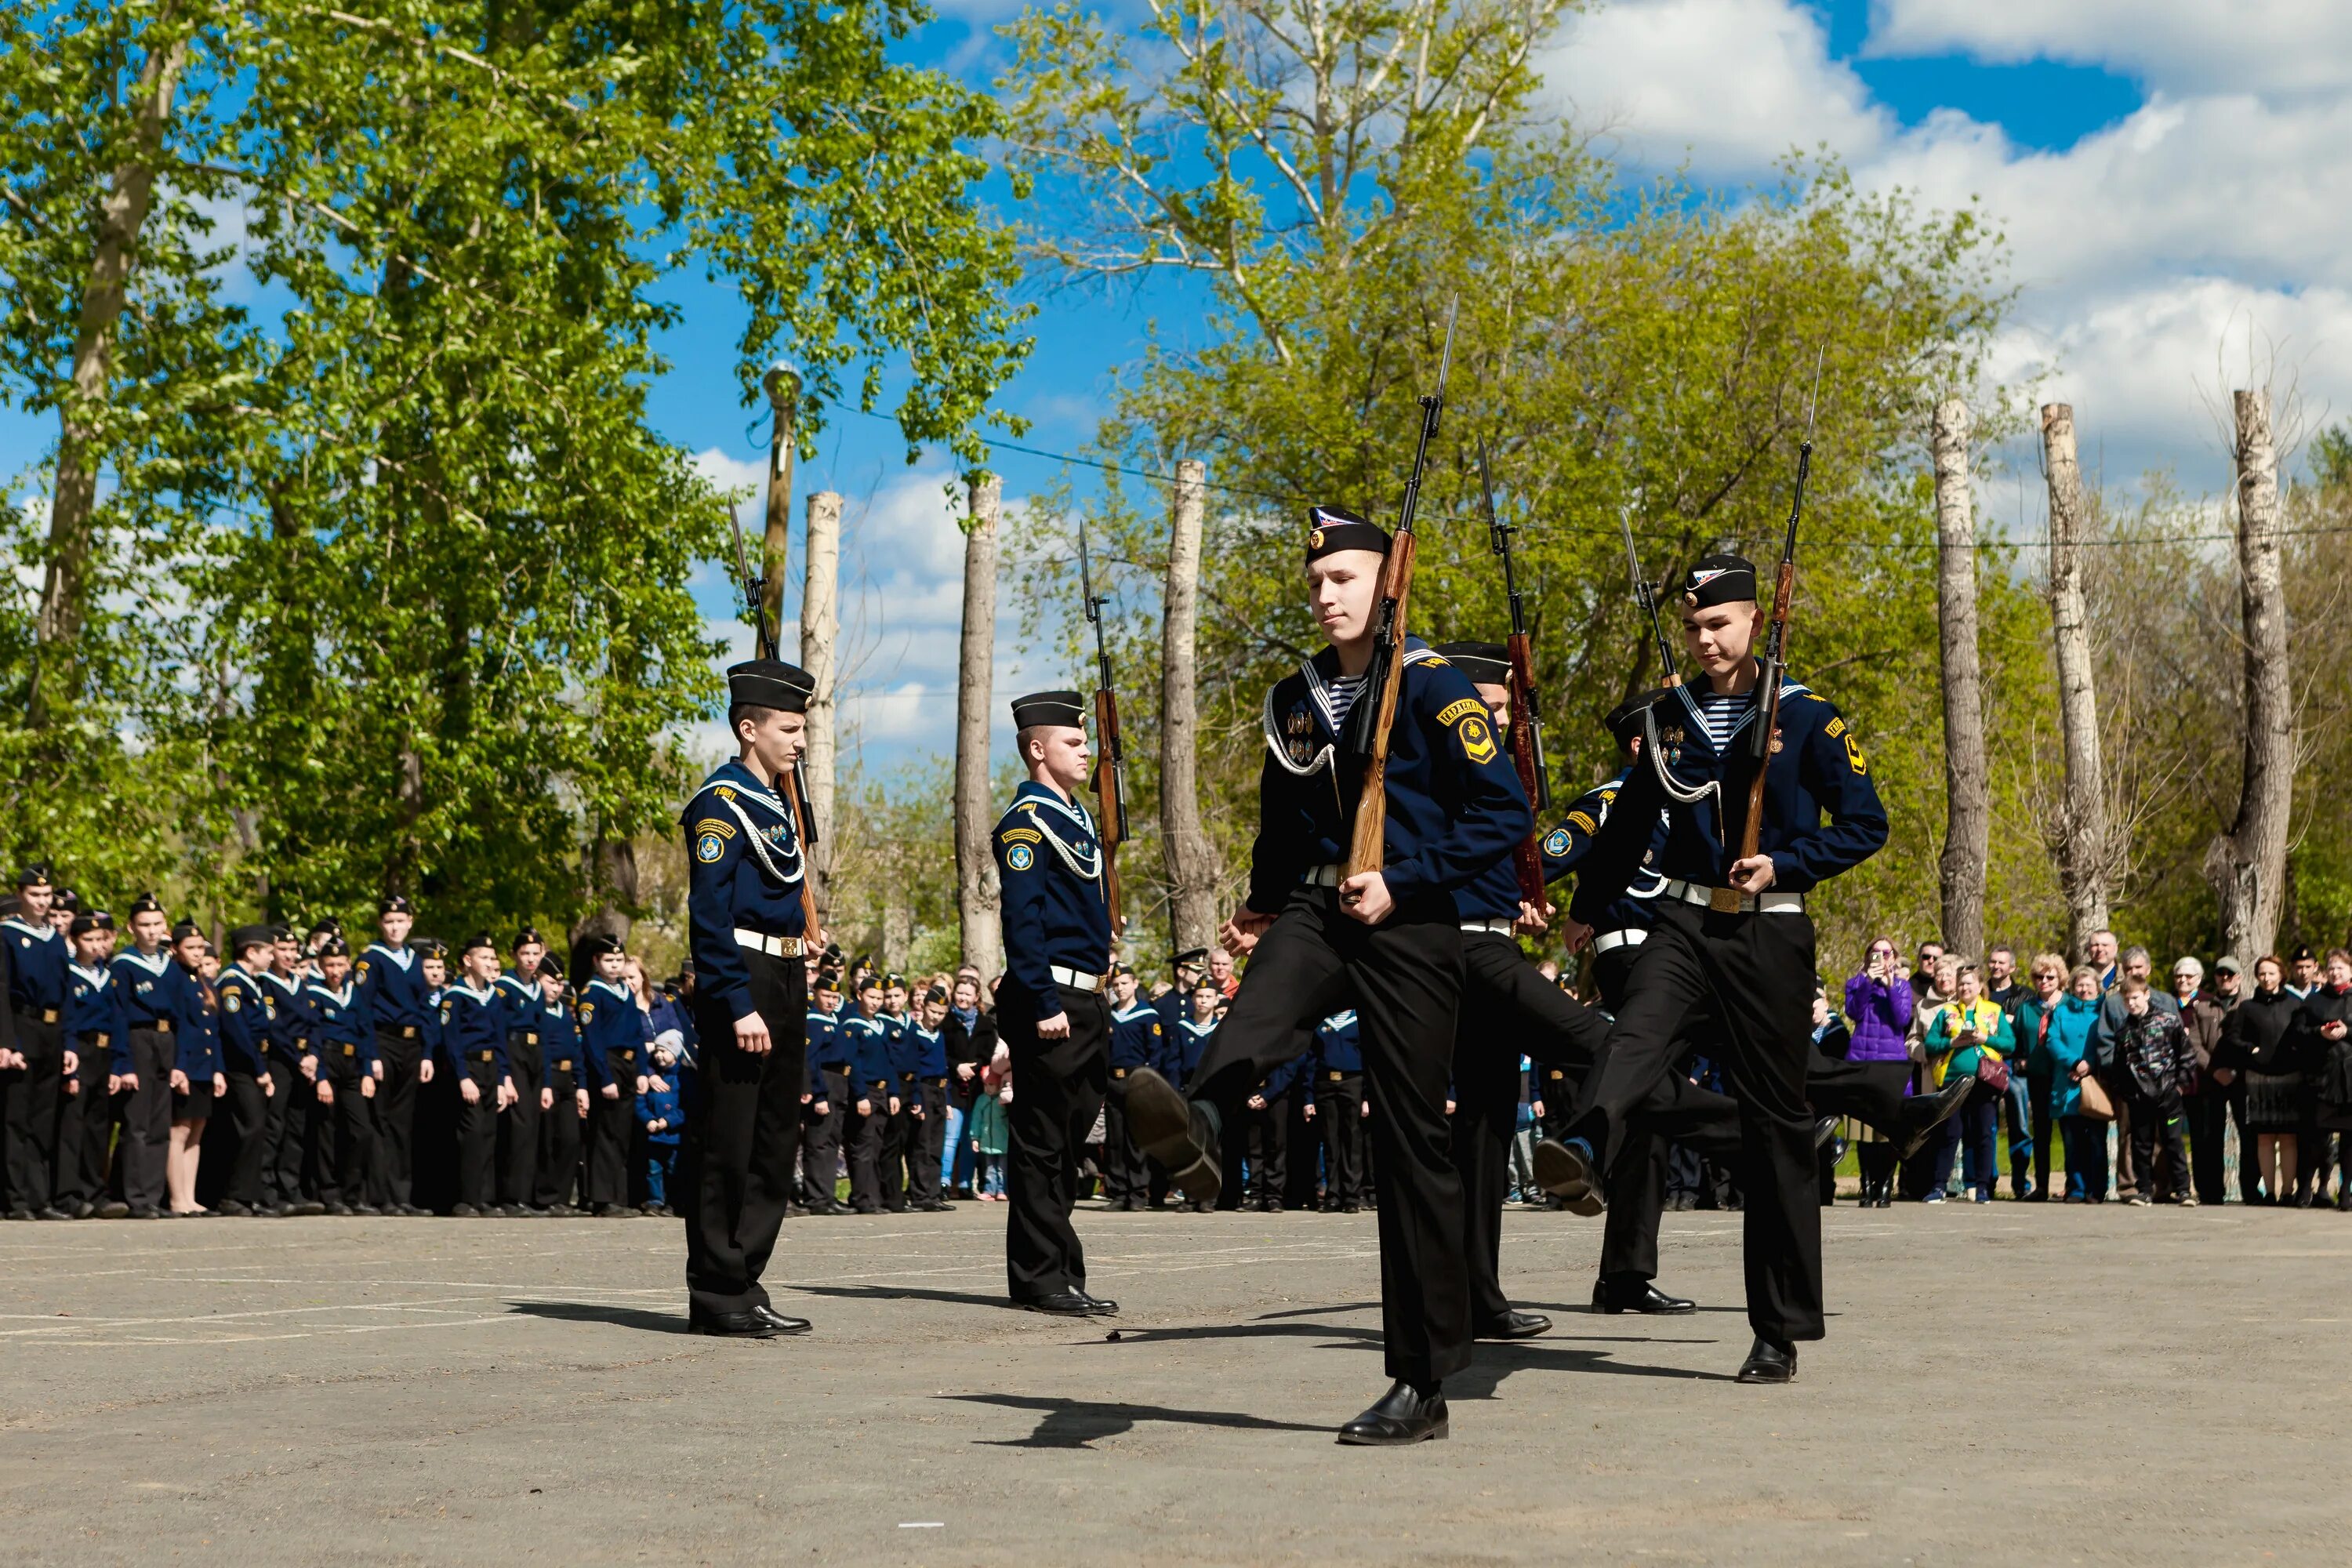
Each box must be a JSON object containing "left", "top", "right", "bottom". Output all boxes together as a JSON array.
[
  {"left": 1542, "top": 827, "right": 1573, "bottom": 857},
  {"left": 1844, "top": 734, "right": 1868, "bottom": 774},
  {"left": 696, "top": 830, "right": 728, "bottom": 863},
  {"left": 693, "top": 818, "right": 736, "bottom": 839},
  {"left": 1456, "top": 711, "right": 1498, "bottom": 765},
  {"left": 224, "top": 993, "right": 241, "bottom": 1012},
  {"left": 1566, "top": 811, "right": 1597, "bottom": 835},
  {"left": 1433, "top": 697, "right": 1481, "bottom": 728},
  {"left": 1000, "top": 826, "right": 1042, "bottom": 844},
  {"left": 579, "top": 1002, "right": 594, "bottom": 1022},
  {"left": 1006, "top": 844, "right": 1035, "bottom": 872},
  {"left": 1824, "top": 717, "right": 1846, "bottom": 738}
]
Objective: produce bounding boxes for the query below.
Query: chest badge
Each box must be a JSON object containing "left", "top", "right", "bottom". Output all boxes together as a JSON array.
[{"left": 1769, "top": 729, "right": 1785, "bottom": 755}]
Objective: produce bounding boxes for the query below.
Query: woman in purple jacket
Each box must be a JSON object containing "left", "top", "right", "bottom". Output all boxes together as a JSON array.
[{"left": 1844, "top": 937, "right": 1914, "bottom": 1206}]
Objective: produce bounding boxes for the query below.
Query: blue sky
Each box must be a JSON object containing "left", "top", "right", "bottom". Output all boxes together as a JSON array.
[{"left": 13, "top": 1, "right": 2346, "bottom": 777}]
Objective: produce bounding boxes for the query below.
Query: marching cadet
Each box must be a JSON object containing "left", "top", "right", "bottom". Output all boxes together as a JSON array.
[
  {"left": 1310, "top": 1010, "right": 1367, "bottom": 1213},
  {"left": 1102, "top": 967, "right": 1160, "bottom": 1211},
  {"left": 111, "top": 895, "right": 197, "bottom": 1219},
  {"left": 575, "top": 933, "right": 648, "bottom": 1218},
  {"left": 839, "top": 974, "right": 896, "bottom": 1214},
  {"left": 354, "top": 895, "right": 432, "bottom": 1216},
  {"left": 902, "top": 986, "right": 955, "bottom": 1212},
  {"left": 495, "top": 928, "right": 550, "bottom": 1214},
  {"left": 61, "top": 912, "right": 129, "bottom": 1219},
  {"left": 1119, "top": 506, "right": 1532, "bottom": 1444},
  {"left": 532, "top": 957, "right": 588, "bottom": 1214},
  {"left": 4, "top": 868, "right": 68, "bottom": 1219},
  {"left": 213, "top": 927, "right": 283, "bottom": 1216},
  {"left": 303, "top": 938, "right": 379, "bottom": 1215},
  {"left": 799, "top": 971, "right": 848, "bottom": 1214},
  {"left": 1535, "top": 554, "right": 1890, "bottom": 1385},
  {"left": 261, "top": 926, "right": 324, "bottom": 1214},
  {"left": 440, "top": 935, "right": 515, "bottom": 1218},
  {"left": 676, "top": 658, "right": 818, "bottom": 1336},
  {"left": 992, "top": 689, "right": 1118, "bottom": 1317}
]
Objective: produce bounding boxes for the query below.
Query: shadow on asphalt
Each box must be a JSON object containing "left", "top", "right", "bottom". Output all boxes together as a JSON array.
[
  {"left": 1449, "top": 1339, "right": 1740, "bottom": 1397},
  {"left": 506, "top": 1301, "right": 688, "bottom": 1334},
  {"left": 795, "top": 1282, "right": 1030, "bottom": 1312},
  {"left": 942, "top": 1392, "right": 1330, "bottom": 1448}
]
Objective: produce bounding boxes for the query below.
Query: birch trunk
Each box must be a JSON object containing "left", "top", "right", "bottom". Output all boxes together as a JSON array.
[
  {"left": 759, "top": 365, "right": 800, "bottom": 648},
  {"left": 801, "top": 490, "right": 842, "bottom": 908},
  {"left": 1933, "top": 400, "right": 1988, "bottom": 959},
  {"left": 30, "top": 34, "right": 189, "bottom": 726},
  {"left": 954, "top": 475, "right": 1005, "bottom": 978},
  {"left": 2206, "top": 389, "right": 2294, "bottom": 961},
  {"left": 1159, "top": 459, "right": 1220, "bottom": 956},
  {"left": 2042, "top": 403, "right": 2110, "bottom": 961}
]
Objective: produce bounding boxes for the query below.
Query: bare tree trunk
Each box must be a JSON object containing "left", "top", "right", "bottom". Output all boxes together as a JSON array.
[
  {"left": 954, "top": 474, "right": 1004, "bottom": 978},
  {"left": 1159, "top": 459, "right": 1220, "bottom": 956},
  {"left": 1933, "top": 400, "right": 1988, "bottom": 959},
  {"left": 30, "top": 34, "right": 189, "bottom": 726},
  {"left": 574, "top": 837, "right": 640, "bottom": 948},
  {"left": 801, "top": 489, "right": 841, "bottom": 909},
  {"left": 759, "top": 365, "right": 800, "bottom": 648},
  {"left": 2206, "top": 388, "right": 2294, "bottom": 961},
  {"left": 881, "top": 878, "right": 913, "bottom": 974},
  {"left": 2042, "top": 403, "right": 2110, "bottom": 961}
]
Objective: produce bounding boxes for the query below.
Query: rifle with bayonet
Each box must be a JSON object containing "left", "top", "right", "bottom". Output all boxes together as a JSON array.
[
  {"left": 1341, "top": 297, "right": 1458, "bottom": 895},
  {"left": 728, "top": 505, "right": 826, "bottom": 949},
  {"left": 1733, "top": 354, "right": 1824, "bottom": 878},
  {"left": 1476, "top": 437, "right": 1550, "bottom": 908},
  {"left": 1078, "top": 517, "right": 1127, "bottom": 936}
]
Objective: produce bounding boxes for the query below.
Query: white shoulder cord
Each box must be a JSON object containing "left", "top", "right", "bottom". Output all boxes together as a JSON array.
[
  {"left": 1642, "top": 708, "right": 1721, "bottom": 808},
  {"left": 1030, "top": 808, "right": 1102, "bottom": 881},
  {"left": 715, "top": 792, "right": 804, "bottom": 887}
]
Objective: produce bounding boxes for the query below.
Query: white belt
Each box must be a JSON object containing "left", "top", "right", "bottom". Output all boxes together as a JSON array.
[
  {"left": 1460, "top": 918, "right": 1516, "bottom": 937},
  {"left": 734, "top": 928, "right": 807, "bottom": 957},
  {"left": 1594, "top": 928, "right": 1649, "bottom": 953},
  {"left": 1660, "top": 879, "right": 1806, "bottom": 916},
  {"left": 1048, "top": 965, "right": 1107, "bottom": 993},
  {"left": 1302, "top": 863, "right": 1343, "bottom": 887}
]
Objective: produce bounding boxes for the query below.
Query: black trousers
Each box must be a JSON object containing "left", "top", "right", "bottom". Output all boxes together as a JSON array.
[
  {"left": 681, "top": 953, "right": 804, "bottom": 1316},
  {"left": 1192, "top": 885, "right": 1470, "bottom": 1388},
  {"left": 263, "top": 1055, "right": 308, "bottom": 1203},
  {"left": 1247, "top": 1090, "right": 1290, "bottom": 1207},
  {"left": 1316, "top": 1071, "right": 1367, "bottom": 1207},
  {"left": 1568, "top": 902, "right": 1824, "bottom": 1347},
  {"left": 2185, "top": 1087, "right": 2234, "bottom": 1205},
  {"left": 372, "top": 1027, "right": 423, "bottom": 1204},
  {"left": 1101, "top": 1069, "right": 1147, "bottom": 1203},
  {"left": 846, "top": 1080, "right": 887, "bottom": 1211},
  {"left": 881, "top": 1080, "right": 918, "bottom": 1210},
  {"left": 801, "top": 1066, "right": 848, "bottom": 1204},
  {"left": 114, "top": 1027, "right": 174, "bottom": 1210},
  {"left": 315, "top": 1056, "right": 377, "bottom": 1203},
  {"left": 586, "top": 1066, "right": 637, "bottom": 1210},
  {"left": 453, "top": 1056, "right": 501, "bottom": 1207},
  {"left": 909, "top": 1080, "right": 948, "bottom": 1206},
  {"left": 2129, "top": 1084, "right": 2190, "bottom": 1200},
  {"left": 3, "top": 1012, "right": 65, "bottom": 1210},
  {"left": 536, "top": 1065, "right": 583, "bottom": 1208},
  {"left": 220, "top": 1069, "right": 272, "bottom": 1206},
  {"left": 499, "top": 1033, "right": 543, "bottom": 1207},
  {"left": 1001, "top": 982, "right": 1109, "bottom": 1301},
  {"left": 54, "top": 1051, "right": 111, "bottom": 1207}
]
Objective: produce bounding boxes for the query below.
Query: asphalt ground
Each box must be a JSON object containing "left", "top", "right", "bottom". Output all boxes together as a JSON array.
[{"left": 2, "top": 1197, "right": 2346, "bottom": 1566}]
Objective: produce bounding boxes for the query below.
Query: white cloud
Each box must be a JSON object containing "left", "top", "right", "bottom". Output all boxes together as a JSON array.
[
  {"left": 1867, "top": 1, "right": 2352, "bottom": 95},
  {"left": 1534, "top": 0, "right": 1890, "bottom": 175}
]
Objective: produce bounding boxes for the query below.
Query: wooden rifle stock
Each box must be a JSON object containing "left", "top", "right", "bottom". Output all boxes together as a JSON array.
[
  {"left": 779, "top": 765, "right": 826, "bottom": 951},
  {"left": 1504, "top": 631, "right": 1548, "bottom": 906},
  {"left": 1093, "top": 686, "right": 1125, "bottom": 935},
  {"left": 1343, "top": 532, "right": 1417, "bottom": 883}
]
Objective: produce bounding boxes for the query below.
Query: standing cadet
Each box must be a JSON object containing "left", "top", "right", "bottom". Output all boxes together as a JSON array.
[
  {"left": 993, "top": 689, "right": 1118, "bottom": 1316},
  {"left": 576, "top": 935, "right": 648, "bottom": 1217},
  {"left": 1311, "top": 1010, "right": 1368, "bottom": 1212},
  {"left": 257, "top": 927, "right": 316, "bottom": 1211},
  {"left": 838, "top": 975, "right": 895, "bottom": 1213},
  {"left": 4, "top": 868, "right": 68, "bottom": 1218},
  {"left": 675, "top": 658, "right": 818, "bottom": 1336},
  {"left": 61, "top": 913, "right": 128, "bottom": 1219},
  {"left": 354, "top": 896, "right": 432, "bottom": 1216},
  {"left": 903, "top": 986, "right": 954, "bottom": 1211},
  {"left": 112, "top": 895, "right": 195, "bottom": 1219},
  {"left": 1246, "top": 1051, "right": 1299, "bottom": 1213},
  {"left": 880, "top": 991, "right": 924, "bottom": 1213},
  {"left": 303, "top": 938, "right": 379, "bottom": 1215},
  {"left": 212, "top": 927, "right": 282, "bottom": 1216},
  {"left": 495, "top": 928, "right": 549, "bottom": 1214},
  {"left": 1102, "top": 967, "right": 1159, "bottom": 1211},
  {"left": 533, "top": 958, "right": 588, "bottom": 1213},
  {"left": 1537, "top": 554, "right": 1889, "bottom": 1385},
  {"left": 799, "top": 972, "right": 848, "bottom": 1214},
  {"left": 1119, "top": 506, "right": 1532, "bottom": 1444},
  {"left": 440, "top": 935, "right": 514, "bottom": 1218}
]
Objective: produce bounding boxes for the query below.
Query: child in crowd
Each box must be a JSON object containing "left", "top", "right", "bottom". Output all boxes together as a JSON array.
[
  {"left": 637, "top": 1040, "right": 685, "bottom": 1216},
  {"left": 2107, "top": 975, "right": 2197, "bottom": 1206},
  {"left": 971, "top": 1041, "right": 1011, "bottom": 1200}
]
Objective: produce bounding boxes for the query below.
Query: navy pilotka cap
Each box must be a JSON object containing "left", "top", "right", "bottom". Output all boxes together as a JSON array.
[
  {"left": 1009, "top": 690, "right": 1084, "bottom": 730},
  {"left": 1680, "top": 554, "right": 1759, "bottom": 608},
  {"left": 1305, "top": 504, "right": 1389, "bottom": 561},
  {"left": 229, "top": 924, "right": 275, "bottom": 956},
  {"left": 728, "top": 659, "right": 814, "bottom": 714},
  {"left": 1432, "top": 641, "right": 1509, "bottom": 686},
  {"left": 1605, "top": 688, "right": 1673, "bottom": 748},
  {"left": 16, "top": 862, "right": 53, "bottom": 887}
]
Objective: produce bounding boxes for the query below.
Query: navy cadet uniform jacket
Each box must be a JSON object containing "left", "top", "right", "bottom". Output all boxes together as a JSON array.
[
  {"left": 902, "top": 1022, "right": 949, "bottom": 1083},
  {"left": 4, "top": 913, "right": 68, "bottom": 1023},
  {"left": 992, "top": 781, "right": 1114, "bottom": 1028},
  {"left": 302, "top": 979, "right": 374, "bottom": 1074},
  {"left": 66, "top": 958, "right": 129, "bottom": 1076},
  {"left": 1567, "top": 671, "right": 1889, "bottom": 927},
  {"left": 436, "top": 983, "right": 508, "bottom": 1078},
  {"left": 214, "top": 964, "right": 276, "bottom": 1077},
  {"left": 805, "top": 1004, "right": 844, "bottom": 1085},
  {"left": 112, "top": 947, "right": 197, "bottom": 1044},
  {"left": 260, "top": 969, "right": 310, "bottom": 1066},
  {"left": 682, "top": 757, "right": 809, "bottom": 1025},
  {"left": 1538, "top": 770, "right": 1671, "bottom": 935},
  {"left": 1314, "top": 1010, "right": 1364, "bottom": 1077},
  {"left": 839, "top": 1013, "right": 897, "bottom": 1098},
  {"left": 1251, "top": 637, "right": 1531, "bottom": 915},
  {"left": 177, "top": 971, "right": 222, "bottom": 1083},
  {"left": 495, "top": 971, "right": 540, "bottom": 1051},
  {"left": 539, "top": 995, "right": 581, "bottom": 1082},
  {"left": 576, "top": 979, "right": 648, "bottom": 1094},
  {"left": 1109, "top": 1000, "right": 1162, "bottom": 1075},
  {"left": 354, "top": 942, "right": 428, "bottom": 1046},
  {"left": 1171, "top": 1018, "right": 1217, "bottom": 1088}
]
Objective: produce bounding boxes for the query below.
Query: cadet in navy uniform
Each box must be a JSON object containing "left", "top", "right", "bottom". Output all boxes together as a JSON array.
[
  {"left": 993, "top": 689, "right": 1118, "bottom": 1316},
  {"left": 440, "top": 935, "right": 515, "bottom": 1217},
  {"left": 495, "top": 927, "right": 550, "bottom": 1214},
  {"left": 112, "top": 894, "right": 198, "bottom": 1218},
  {"left": 1310, "top": 1010, "right": 1367, "bottom": 1212},
  {"left": 675, "top": 658, "right": 818, "bottom": 1337},
  {"left": 838, "top": 975, "right": 896, "bottom": 1213},
  {"left": 1102, "top": 967, "right": 1160, "bottom": 1210},
  {"left": 1537, "top": 554, "right": 1889, "bottom": 1385},
  {"left": 61, "top": 913, "right": 129, "bottom": 1218},
  {"left": 1245, "top": 1051, "right": 1300, "bottom": 1212},
  {"left": 213, "top": 927, "right": 283, "bottom": 1215},
  {"left": 303, "top": 938, "right": 379, "bottom": 1214},
  {"left": 1120, "top": 507, "right": 1532, "bottom": 1445},
  {"left": 575, "top": 934, "right": 648, "bottom": 1216},
  {"left": 797, "top": 971, "right": 848, "bottom": 1214},
  {"left": 533, "top": 958, "right": 588, "bottom": 1212},
  {"left": 4, "top": 867, "right": 68, "bottom": 1218},
  {"left": 902, "top": 986, "right": 953, "bottom": 1211},
  {"left": 354, "top": 895, "right": 432, "bottom": 1216},
  {"left": 258, "top": 927, "right": 324, "bottom": 1214},
  {"left": 880, "top": 992, "right": 925, "bottom": 1212}
]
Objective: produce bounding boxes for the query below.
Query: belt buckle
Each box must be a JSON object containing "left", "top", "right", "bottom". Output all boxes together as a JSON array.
[
  {"left": 1708, "top": 885, "right": 1743, "bottom": 914},
  {"left": 479, "top": 1051, "right": 493, "bottom": 1063},
  {"left": 1112, "top": 1068, "right": 1127, "bottom": 1078},
  {"left": 42, "top": 1008, "right": 58, "bottom": 1022}
]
